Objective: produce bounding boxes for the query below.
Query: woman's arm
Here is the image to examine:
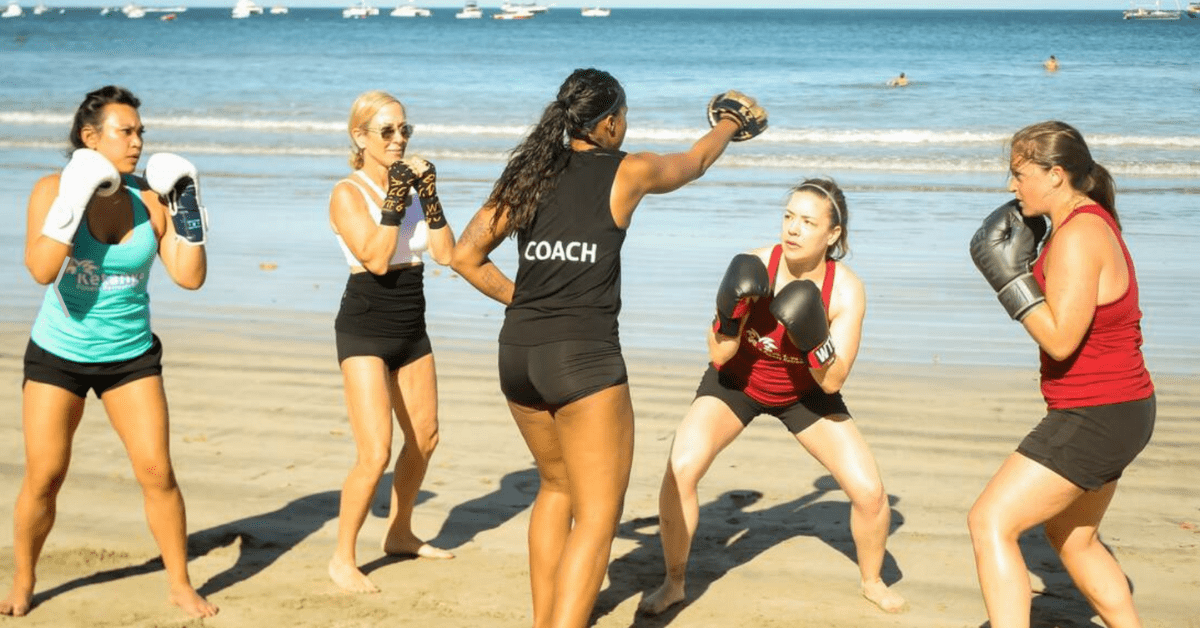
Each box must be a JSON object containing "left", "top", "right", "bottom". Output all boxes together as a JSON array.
[
  {"left": 1020, "top": 216, "right": 1109, "bottom": 361},
  {"left": 450, "top": 204, "right": 514, "bottom": 305},
  {"left": 426, "top": 222, "right": 455, "bottom": 267},
  {"left": 24, "top": 175, "right": 74, "bottom": 285},
  {"left": 809, "top": 265, "right": 866, "bottom": 394},
  {"left": 707, "top": 322, "right": 743, "bottom": 367},
  {"left": 609, "top": 119, "right": 739, "bottom": 228},
  {"left": 329, "top": 181, "right": 400, "bottom": 275}
]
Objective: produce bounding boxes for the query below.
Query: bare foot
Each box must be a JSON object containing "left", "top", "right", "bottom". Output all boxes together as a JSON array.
[
  {"left": 861, "top": 579, "right": 907, "bottom": 613},
  {"left": 328, "top": 557, "right": 380, "bottom": 593},
  {"left": 1, "top": 585, "right": 34, "bottom": 617},
  {"left": 381, "top": 535, "right": 454, "bottom": 560},
  {"left": 637, "top": 580, "right": 686, "bottom": 616},
  {"left": 170, "top": 585, "right": 219, "bottom": 618}
]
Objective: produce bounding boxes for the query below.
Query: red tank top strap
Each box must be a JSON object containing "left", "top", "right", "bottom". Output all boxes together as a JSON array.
[
  {"left": 767, "top": 244, "right": 784, "bottom": 289},
  {"left": 821, "top": 259, "right": 836, "bottom": 307}
]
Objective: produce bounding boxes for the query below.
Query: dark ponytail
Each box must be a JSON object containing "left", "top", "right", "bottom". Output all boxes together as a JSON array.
[
  {"left": 68, "top": 85, "right": 141, "bottom": 156},
  {"left": 1010, "top": 120, "right": 1120, "bottom": 230},
  {"left": 487, "top": 68, "right": 626, "bottom": 237}
]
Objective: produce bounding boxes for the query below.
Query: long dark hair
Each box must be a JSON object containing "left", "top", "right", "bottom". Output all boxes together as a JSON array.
[
  {"left": 1010, "top": 120, "right": 1120, "bottom": 230},
  {"left": 68, "top": 85, "right": 141, "bottom": 155},
  {"left": 788, "top": 177, "right": 850, "bottom": 261},
  {"left": 486, "top": 68, "right": 625, "bottom": 237}
]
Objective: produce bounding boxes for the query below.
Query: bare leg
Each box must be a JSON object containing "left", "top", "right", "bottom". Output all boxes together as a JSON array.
[
  {"left": 330, "top": 356, "right": 394, "bottom": 593},
  {"left": 638, "top": 396, "right": 744, "bottom": 616},
  {"left": 0, "top": 381, "right": 84, "bottom": 617},
  {"left": 380, "top": 353, "right": 452, "bottom": 559},
  {"left": 102, "top": 376, "right": 217, "bottom": 618},
  {"left": 1043, "top": 481, "right": 1142, "bottom": 628},
  {"left": 512, "top": 384, "right": 635, "bottom": 628},
  {"left": 796, "top": 415, "right": 905, "bottom": 613},
  {"left": 968, "top": 453, "right": 1086, "bottom": 628}
]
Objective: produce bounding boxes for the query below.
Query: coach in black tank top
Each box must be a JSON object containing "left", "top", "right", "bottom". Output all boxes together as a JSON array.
[
  {"left": 451, "top": 68, "right": 767, "bottom": 627},
  {"left": 502, "top": 148, "right": 626, "bottom": 347}
]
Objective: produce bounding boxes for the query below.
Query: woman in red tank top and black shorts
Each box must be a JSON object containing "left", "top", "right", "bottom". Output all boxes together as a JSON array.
[
  {"left": 640, "top": 178, "right": 906, "bottom": 616},
  {"left": 968, "top": 121, "right": 1155, "bottom": 628}
]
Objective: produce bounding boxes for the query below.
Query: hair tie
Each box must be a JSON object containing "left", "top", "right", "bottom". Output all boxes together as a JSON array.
[{"left": 796, "top": 183, "right": 843, "bottom": 225}]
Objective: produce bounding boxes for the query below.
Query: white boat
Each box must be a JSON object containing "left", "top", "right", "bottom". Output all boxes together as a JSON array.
[
  {"left": 454, "top": 1, "right": 480, "bottom": 18},
  {"left": 1185, "top": 1, "right": 1198, "bottom": 16},
  {"left": 231, "top": 0, "right": 262, "bottom": 18},
  {"left": 269, "top": 4, "right": 287, "bottom": 13},
  {"left": 122, "top": 2, "right": 146, "bottom": 18},
  {"left": 32, "top": 1, "right": 48, "bottom": 14},
  {"left": 2, "top": 1, "right": 23, "bottom": 17},
  {"left": 1123, "top": 0, "right": 1182, "bottom": 19},
  {"left": 581, "top": 6, "right": 609, "bottom": 17},
  {"left": 342, "top": 0, "right": 377, "bottom": 18},
  {"left": 390, "top": 1, "right": 429, "bottom": 17},
  {"left": 494, "top": 6, "right": 533, "bottom": 19}
]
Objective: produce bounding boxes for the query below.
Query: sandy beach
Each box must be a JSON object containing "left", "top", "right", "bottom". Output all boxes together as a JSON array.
[{"left": 0, "top": 308, "right": 1196, "bottom": 628}]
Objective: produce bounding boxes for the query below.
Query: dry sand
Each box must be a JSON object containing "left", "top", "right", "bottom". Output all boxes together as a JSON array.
[{"left": 0, "top": 311, "right": 1197, "bottom": 628}]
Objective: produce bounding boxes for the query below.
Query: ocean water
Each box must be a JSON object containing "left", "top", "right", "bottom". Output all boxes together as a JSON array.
[{"left": 1, "top": 9, "right": 1197, "bottom": 373}]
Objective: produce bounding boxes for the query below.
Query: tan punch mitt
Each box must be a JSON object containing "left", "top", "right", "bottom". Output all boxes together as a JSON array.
[{"left": 707, "top": 90, "right": 767, "bottom": 142}]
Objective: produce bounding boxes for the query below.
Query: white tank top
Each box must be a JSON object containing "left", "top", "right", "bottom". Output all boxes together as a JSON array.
[{"left": 334, "top": 170, "right": 429, "bottom": 268}]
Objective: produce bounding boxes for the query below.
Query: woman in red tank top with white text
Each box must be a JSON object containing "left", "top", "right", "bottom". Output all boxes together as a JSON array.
[
  {"left": 640, "top": 179, "right": 906, "bottom": 616},
  {"left": 968, "top": 121, "right": 1155, "bottom": 628}
]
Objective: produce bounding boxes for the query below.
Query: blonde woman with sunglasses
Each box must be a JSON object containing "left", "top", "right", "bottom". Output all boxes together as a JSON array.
[{"left": 326, "top": 90, "right": 455, "bottom": 593}]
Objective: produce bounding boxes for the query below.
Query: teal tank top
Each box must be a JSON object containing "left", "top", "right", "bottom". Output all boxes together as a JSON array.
[{"left": 30, "top": 175, "right": 157, "bottom": 363}]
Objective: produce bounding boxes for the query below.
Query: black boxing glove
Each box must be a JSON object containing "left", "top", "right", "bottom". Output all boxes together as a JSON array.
[
  {"left": 770, "top": 279, "right": 836, "bottom": 369},
  {"left": 713, "top": 253, "right": 771, "bottom": 337},
  {"left": 969, "top": 200, "right": 1047, "bottom": 321},
  {"left": 381, "top": 160, "right": 418, "bottom": 226}
]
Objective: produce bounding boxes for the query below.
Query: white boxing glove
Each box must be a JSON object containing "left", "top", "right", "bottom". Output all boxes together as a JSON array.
[
  {"left": 146, "top": 152, "right": 208, "bottom": 245},
  {"left": 41, "top": 148, "right": 121, "bottom": 245}
]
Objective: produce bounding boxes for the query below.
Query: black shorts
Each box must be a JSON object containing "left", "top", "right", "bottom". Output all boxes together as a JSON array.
[
  {"left": 336, "top": 331, "right": 433, "bottom": 371},
  {"left": 1017, "top": 395, "right": 1155, "bottom": 491},
  {"left": 23, "top": 335, "right": 164, "bottom": 399},
  {"left": 498, "top": 340, "right": 628, "bottom": 409},
  {"left": 694, "top": 364, "right": 850, "bottom": 434}
]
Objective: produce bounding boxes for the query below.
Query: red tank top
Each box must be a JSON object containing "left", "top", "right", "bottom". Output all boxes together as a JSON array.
[
  {"left": 717, "top": 246, "right": 835, "bottom": 406},
  {"left": 1032, "top": 205, "right": 1153, "bottom": 409}
]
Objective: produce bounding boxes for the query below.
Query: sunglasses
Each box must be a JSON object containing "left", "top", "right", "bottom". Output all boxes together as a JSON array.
[{"left": 367, "top": 123, "right": 413, "bottom": 142}]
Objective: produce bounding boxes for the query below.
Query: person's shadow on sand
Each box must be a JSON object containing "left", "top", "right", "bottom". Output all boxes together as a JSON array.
[
  {"left": 29, "top": 468, "right": 539, "bottom": 607},
  {"left": 359, "top": 466, "right": 538, "bottom": 575},
  {"left": 976, "top": 528, "right": 1127, "bottom": 628},
  {"left": 590, "top": 474, "right": 904, "bottom": 627}
]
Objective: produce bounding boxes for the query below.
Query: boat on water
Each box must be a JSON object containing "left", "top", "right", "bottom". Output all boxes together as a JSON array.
[
  {"left": 1186, "top": 1, "right": 1198, "bottom": 16},
  {"left": 342, "top": 0, "right": 378, "bottom": 19},
  {"left": 494, "top": 6, "right": 534, "bottom": 19},
  {"left": 122, "top": 3, "right": 146, "bottom": 18},
  {"left": 581, "top": 6, "right": 609, "bottom": 17},
  {"left": 454, "top": 1, "right": 480, "bottom": 18},
  {"left": 269, "top": 4, "right": 287, "bottom": 13},
  {"left": 231, "top": 0, "right": 263, "bottom": 18},
  {"left": 2, "top": 1, "right": 23, "bottom": 18},
  {"left": 390, "top": 1, "right": 430, "bottom": 17},
  {"left": 32, "top": 1, "right": 49, "bottom": 15},
  {"left": 1123, "top": 0, "right": 1182, "bottom": 19}
]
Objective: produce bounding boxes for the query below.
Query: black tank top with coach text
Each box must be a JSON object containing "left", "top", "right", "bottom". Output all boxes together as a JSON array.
[{"left": 499, "top": 148, "right": 627, "bottom": 346}]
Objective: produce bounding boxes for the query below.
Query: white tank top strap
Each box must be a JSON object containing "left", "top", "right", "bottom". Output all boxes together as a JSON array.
[{"left": 333, "top": 169, "right": 429, "bottom": 269}]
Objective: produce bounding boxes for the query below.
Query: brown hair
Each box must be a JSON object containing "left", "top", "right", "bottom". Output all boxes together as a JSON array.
[
  {"left": 68, "top": 85, "right": 140, "bottom": 156},
  {"left": 1010, "top": 120, "right": 1119, "bottom": 229},
  {"left": 346, "top": 90, "right": 403, "bottom": 170},
  {"left": 788, "top": 177, "right": 849, "bottom": 260}
]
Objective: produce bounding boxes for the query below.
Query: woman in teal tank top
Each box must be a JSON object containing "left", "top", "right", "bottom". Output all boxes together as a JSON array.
[{"left": 1, "top": 87, "right": 217, "bottom": 619}]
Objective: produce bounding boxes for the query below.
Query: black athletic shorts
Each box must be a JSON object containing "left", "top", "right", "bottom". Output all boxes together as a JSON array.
[
  {"left": 23, "top": 335, "right": 164, "bottom": 398},
  {"left": 498, "top": 340, "right": 628, "bottom": 409},
  {"left": 1017, "top": 394, "right": 1155, "bottom": 491},
  {"left": 694, "top": 364, "right": 850, "bottom": 434},
  {"left": 336, "top": 331, "right": 432, "bottom": 371}
]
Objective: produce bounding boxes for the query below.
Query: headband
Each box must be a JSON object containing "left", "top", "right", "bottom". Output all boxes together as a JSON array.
[{"left": 796, "top": 183, "right": 843, "bottom": 226}]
